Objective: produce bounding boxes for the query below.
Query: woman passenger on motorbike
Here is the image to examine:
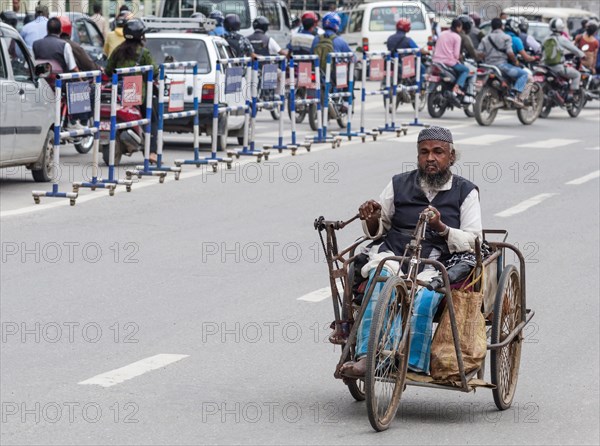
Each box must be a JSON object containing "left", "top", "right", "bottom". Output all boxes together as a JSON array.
[{"left": 105, "top": 18, "right": 160, "bottom": 164}]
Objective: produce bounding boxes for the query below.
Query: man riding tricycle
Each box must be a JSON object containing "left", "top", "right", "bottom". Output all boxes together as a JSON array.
[{"left": 314, "top": 126, "right": 535, "bottom": 431}]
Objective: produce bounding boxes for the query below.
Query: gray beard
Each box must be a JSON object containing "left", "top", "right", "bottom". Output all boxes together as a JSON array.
[{"left": 418, "top": 167, "right": 452, "bottom": 191}]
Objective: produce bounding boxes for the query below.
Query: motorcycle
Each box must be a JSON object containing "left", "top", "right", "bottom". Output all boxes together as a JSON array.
[
  {"left": 381, "top": 54, "right": 430, "bottom": 113},
  {"left": 99, "top": 76, "right": 147, "bottom": 166},
  {"left": 426, "top": 60, "right": 477, "bottom": 118},
  {"left": 474, "top": 63, "right": 544, "bottom": 126},
  {"left": 307, "top": 74, "right": 351, "bottom": 131},
  {"left": 285, "top": 65, "right": 316, "bottom": 124},
  {"left": 37, "top": 59, "right": 95, "bottom": 154},
  {"left": 535, "top": 54, "right": 586, "bottom": 119}
]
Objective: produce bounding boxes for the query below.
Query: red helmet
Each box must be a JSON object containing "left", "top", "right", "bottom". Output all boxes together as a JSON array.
[
  {"left": 58, "top": 15, "right": 72, "bottom": 37},
  {"left": 396, "top": 18, "right": 411, "bottom": 32},
  {"left": 301, "top": 11, "right": 318, "bottom": 22}
]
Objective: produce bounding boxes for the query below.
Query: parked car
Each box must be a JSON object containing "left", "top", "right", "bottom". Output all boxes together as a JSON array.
[
  {"left": 157, "top": 0, "right": 292, "bottom": 48},
  {"left": 144, "top": 25, "right": 247, "bottom": 150},
  {"left": 342, "top": 0, "right": 433, "bottom": 53},
  {"left": 0, "top": 22, "right": 56, "bottom": 182},
  {"left": 480, "top": 20, "right": 551, "bottom": 44},
  {"left": 14, "top": 12, "right": 106, "bottom": 66}
]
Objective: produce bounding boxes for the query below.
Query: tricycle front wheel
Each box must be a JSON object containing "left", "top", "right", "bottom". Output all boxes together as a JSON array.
[
  {"left": 365, "top": 276, "right": 411, "bottom": 432},
  {"left": 491, "top": 265, "right": 523, "bottom": 410}
]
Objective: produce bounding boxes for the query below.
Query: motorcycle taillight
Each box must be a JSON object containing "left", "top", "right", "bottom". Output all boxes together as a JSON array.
[
  {"left": 362, "top": 37, "right": 369, "bottom": 52},
  {"left": 202, "top": 84, "right": 215, "bottom": 102}
]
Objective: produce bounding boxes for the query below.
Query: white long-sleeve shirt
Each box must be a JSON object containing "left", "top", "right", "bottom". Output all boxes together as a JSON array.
[{"left": 360, "top": 174, "right": 482, "bottom": 278}]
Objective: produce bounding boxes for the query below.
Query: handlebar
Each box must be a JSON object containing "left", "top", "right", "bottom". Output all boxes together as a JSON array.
[{"left": 314, "top": 214, "right": 360, "bottom": 231}]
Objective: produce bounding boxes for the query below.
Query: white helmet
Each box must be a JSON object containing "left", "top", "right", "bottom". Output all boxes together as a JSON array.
[{"left": 549, "top": 17, "right": 565, "bottom": 32}]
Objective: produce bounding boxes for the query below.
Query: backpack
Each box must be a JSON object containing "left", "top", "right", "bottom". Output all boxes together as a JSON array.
[
  {"left": 543, "top": 35, "right": 563, "bottom": 65},
  {"left": 314, "top": 34, "right": 335, "bottom": 73}
]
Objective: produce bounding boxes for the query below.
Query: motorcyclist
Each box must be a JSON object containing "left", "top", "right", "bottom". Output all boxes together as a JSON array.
[
  {"left": 543, "top": 18, "right": 586, "bottom": 99},
  {"left": 310, "top": 12, "right": 354, "bottom": 61},
  {"left": 104, "top": 11, "right": 130, "bottom": 57},
  {"left": 208, "top": 10, "right": 225, "bottom": 37},
  {"left": 33, "top": 17, "right": 78, "bottom": 74},
  {"left": 518, "top": 17, "right": 541, "bottom": 55},
  {"left": 223, "top": 13, "right": 254, "bottom": 58},
  {"left": 478, "top": 18, "right": 528, "bottom": 106},
  {"left": 432, "top": 18, "right": 471, "bottom": 101},
  {"left": 105, "top": 18, "right": 160, "bottom": 164},
  {"left": 386, "top": 18, "right": 426, "bottom": 81},
  {"left": 58, "top": 16, "right": 97, "bottom": 72},
  {"left": 247, "top": 16, "right": 287, "bottom": 56},
  {"left": 505, "top": 17, "right": 538, "bottom": 65},
  {"left": 468, "top": 12, "right": 485, "bottom": 48},
  {"left": 287, "top": 11, "right": 319, "bottom": 56},
  {"left": 575, "top": 20, "right": 598, "bottom": 73}
]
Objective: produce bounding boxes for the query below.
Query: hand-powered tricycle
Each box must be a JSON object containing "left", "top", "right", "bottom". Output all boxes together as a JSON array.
[{"left": 314, "top": 211, "right": 535, "bottom": 431}]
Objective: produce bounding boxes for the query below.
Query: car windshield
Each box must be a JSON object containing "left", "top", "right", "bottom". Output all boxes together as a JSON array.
[
  {"left": 369, "top": 5, "right": 426, "bottom": 32},
  {"left": 145, "top": 38, "right": 211, "bottom": 73},
  {"left": 162, "top": 0, "right": 251, "bottom": 28},
  {"left": 529, "top": 24, "right": 550, "bottom": 43}
]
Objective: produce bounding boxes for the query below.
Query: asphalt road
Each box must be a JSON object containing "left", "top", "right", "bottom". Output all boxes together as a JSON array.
[{"left": 1, "top": 95, "right": 599, "bottom": 445}]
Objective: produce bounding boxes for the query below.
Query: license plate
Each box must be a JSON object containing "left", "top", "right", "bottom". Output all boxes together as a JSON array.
[
  {"left": 99, "top": 121, "right": 111, "bottom": 131},
  {"left": 533, "top": 75, "right": 545, "bottom": 82},
  {"left": 428, "top": 75, "right": 440, "bottom": 83}
]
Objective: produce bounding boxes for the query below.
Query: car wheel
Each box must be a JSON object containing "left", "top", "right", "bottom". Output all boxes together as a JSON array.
[{"left": 32, "top": 129, "right": 55, "bottom": 182}]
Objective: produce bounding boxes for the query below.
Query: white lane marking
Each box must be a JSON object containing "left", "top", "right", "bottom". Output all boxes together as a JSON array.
[
  {"left": 584, "top": 146, "right": 600, "bottom": 151},
  {"left": 566, "top": 170, "right": 600, "bottom": 185},
  {"left": 297, "top": 287, "right": 331, "bottom": 302},
  {"left": 454, "top": 134, "right": 515, "bottom": 146},
  {"left": 495, "top": 193, "right": 557, "bottom": 218},
  {"left": 518, "top": 138, "right": 580, "bottom": 148},
  {"left": 78, "top": 354, "right": 189, "bottom": 388}
]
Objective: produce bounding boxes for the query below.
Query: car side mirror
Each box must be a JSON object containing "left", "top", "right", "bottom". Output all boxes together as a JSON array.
[
  {"left": 35, "top": 62, "right": 52, "bottom": 78},
  {"left": 427, "top": 12, "right": 436, "bottom": 22}
]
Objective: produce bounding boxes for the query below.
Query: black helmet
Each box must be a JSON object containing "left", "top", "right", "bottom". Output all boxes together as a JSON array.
[
  {"left": 115, "top": 12, "right": 130, "bottom": 28},
  {"left": 0, "top": 10, "right": 18, "bottom": 28},
  {"left": 505, "top": 17, "right": 520, "bottom": 35},
  {"left": 457, "top": 15, "right": 473, "bottom": 33},
  {"left": 252, "top": 15, "right": 269, "bottom": 32},
  {"left": 518, "top": 17, "right": 529, "bottom": 33},
  {"left": 124, "top": 18, "right": 146, "bottom": 41},
  {"left": 224, "top": 13, "right": 241, "bottom": 32}
]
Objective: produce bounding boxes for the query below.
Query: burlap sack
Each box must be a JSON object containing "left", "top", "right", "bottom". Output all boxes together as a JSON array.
[{"left": 430, "top": 289, "right": 487, "bottom": 381}]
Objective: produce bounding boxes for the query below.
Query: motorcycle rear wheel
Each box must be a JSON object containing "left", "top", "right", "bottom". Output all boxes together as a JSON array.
[
  {"left": 517, "top": 82, "right": 544, "bottom": 125},
  {"left": 567, "top": 90, "right": 585, "bottom": 117},
  {"left": 427, "top": 91, "right": 446, "bottom": 118},
  {"left": 474, "top": 85, "right": 499, "bottom": 126}
]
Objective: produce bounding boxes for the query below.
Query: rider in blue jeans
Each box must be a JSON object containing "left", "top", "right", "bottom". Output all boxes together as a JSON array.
[{"left": 478, "top": 18, "right": 528, "bottom": 106}]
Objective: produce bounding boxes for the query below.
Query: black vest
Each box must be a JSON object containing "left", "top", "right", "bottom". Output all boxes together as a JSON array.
[
  {"left": 247, "top": 29, "right": 270, "bottom": 56},
  {"left": 379, "top": 170, "right": 477, "bottom": 262},
  {"left": 33, "top": 34, "right": 69, "bottom": 73}
]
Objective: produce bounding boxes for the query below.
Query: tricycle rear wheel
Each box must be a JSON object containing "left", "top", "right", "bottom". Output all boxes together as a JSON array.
[
  {"left": 365, "top": 276, "right": 411, "bottom": 432},
  {"left": 490, "top": 265, "right": 523, "bottom": 410}
]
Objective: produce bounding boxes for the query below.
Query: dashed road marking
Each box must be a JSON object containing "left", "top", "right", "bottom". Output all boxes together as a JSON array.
[
  {"left": 455, "top": 134, "right": 515, "bottom": 146},
  {"left": 566, "top": 170, "right": 600, "bottom": 185},
  {"left": 517, "top": 138, "right": 581, "bottom": 148},
  {"left": 78, "top": 354, "right": 189, "bottom": 388},
  {"left": 495, "top": 193, "right": 557, "bottom": 218},
  {"left": 297, "top": 287, "right": 331, "bottom": 303}
]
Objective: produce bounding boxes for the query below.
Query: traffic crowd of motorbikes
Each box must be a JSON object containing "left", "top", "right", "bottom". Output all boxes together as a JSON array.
[{"left": 1, "top": 5, "right": 599, "bottom": 167}]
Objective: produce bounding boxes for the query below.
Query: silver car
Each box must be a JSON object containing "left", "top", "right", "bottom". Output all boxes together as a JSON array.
[{"left": 0, "top": 22, "right": 55, "bottom": 182}]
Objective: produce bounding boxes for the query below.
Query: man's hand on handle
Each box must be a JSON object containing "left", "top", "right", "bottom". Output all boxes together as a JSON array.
[
  {"left": 424, "top": 205, "right": 447, "bottom": 234},
  {"left": 359, "top": 200, "right": 382, "bottom": 237}
]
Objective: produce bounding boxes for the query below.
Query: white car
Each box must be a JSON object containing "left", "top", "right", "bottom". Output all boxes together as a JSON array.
[
  {"left": 144, "top": 31, "right": 248, "bottom": 150},
  {"left": 342, "top": 1, "right": 433, "bottom": 53},
  {"left": 0, "top": 23, "right": 55, "bottom": 182}
]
